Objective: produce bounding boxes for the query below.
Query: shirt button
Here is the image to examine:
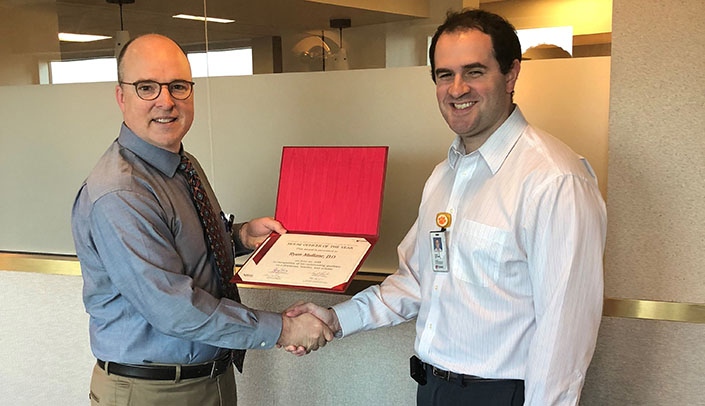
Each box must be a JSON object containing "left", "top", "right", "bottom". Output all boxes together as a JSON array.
[{"left": 260, "top": 341, "right": 267, "bottom": 347}]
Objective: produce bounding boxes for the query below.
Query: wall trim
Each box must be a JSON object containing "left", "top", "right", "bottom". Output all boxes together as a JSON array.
[
  {"left": 0, "top": 251, "right": 80, "bottom": 276},
  {"left": 3, "top": 251, "right": 704, "bottom": 323},
  {"left": 603, "top": 297, "right": 705, "bottom": 324}
]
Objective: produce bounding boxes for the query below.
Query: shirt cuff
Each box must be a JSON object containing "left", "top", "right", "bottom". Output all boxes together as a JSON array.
[
  {"left": 247, "top": 309, "right": 283, "bottom": 349},
  {"left": 331, "top": 300, "right": 364, "bottom": 338}
]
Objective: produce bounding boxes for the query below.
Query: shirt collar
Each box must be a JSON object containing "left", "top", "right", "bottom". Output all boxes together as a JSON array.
[
  {"left": 117, "top": 123, "right": 182, "bottom": 177},
  {"left": 447, "top": 105, "right": 528, "bottom": 174}
]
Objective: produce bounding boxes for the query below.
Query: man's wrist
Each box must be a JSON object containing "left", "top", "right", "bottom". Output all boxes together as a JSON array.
[
  {"left": 237, "top": 222, "right": 249, "bottom": 247},
  {"left": 277, "top": 313, "right": 289, "bottom": 346},
  {"left": 328, "top": 307, "right": 343, "bottom": 338},
  {"left": 232, "top": 222, "right": 251, "bottom": 256}
]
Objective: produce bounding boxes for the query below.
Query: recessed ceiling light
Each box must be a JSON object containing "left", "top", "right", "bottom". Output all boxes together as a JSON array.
[
  {"left": 58, "top": 33, "right": 112, "bottom": 43},
  {"left": 173, "top": 14, "right": 235, "bottom": 24}
]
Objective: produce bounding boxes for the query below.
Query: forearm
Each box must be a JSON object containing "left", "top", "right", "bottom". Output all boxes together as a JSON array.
[
  {"left": 333, "top": 225, "right": 422, "bottom": 337},
  {"left": 333, "top": 270, "right": 421, "bottom": 337},
  {"left": 524, "top": 177, "right": 606, "bottom": 404}
]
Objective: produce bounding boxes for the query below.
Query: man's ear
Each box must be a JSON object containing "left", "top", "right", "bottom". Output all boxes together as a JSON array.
[
  {"left": 115, "top": 84, "right": 126, "bottom": 112},
  {"left": 505, "top": 59, "right": 521, "bottom": 94}
]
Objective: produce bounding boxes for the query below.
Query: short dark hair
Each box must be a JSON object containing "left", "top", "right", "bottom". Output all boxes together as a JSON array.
[{"left": 429, "top": 9, "right": 522, "bottom": 82}]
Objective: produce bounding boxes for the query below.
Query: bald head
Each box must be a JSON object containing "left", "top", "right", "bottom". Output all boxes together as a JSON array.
[
  {"left": 115, "top": 34, "right": 195, "bottom": 153},
  {"left": 117, "top": 34, "right": 191, "bottom": 83}
]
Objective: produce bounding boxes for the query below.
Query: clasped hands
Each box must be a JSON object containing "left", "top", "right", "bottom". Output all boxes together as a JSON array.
[
  {"left": 240, "top": 218, "right": 340, "bottom": 356},
  {"left": 276, "top": 302, "right": 341, "bottom": 356}
]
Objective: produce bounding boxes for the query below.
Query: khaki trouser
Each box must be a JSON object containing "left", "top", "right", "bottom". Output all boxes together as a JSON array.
[{"left": 89, "top": 362, "right": 237, "bottom": 406}]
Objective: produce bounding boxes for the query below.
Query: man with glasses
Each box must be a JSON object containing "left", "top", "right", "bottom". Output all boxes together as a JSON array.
[{"left": 71, "top": 34, "right": 333, "bottom": 405}]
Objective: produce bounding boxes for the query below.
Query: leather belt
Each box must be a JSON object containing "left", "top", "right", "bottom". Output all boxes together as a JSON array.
[
  {"left": 422, "top": 361, "right": 521, "bottom": 384},
  {"left": 97, "top": 352, "right": 231, "bottom": 381},
  {"left": 430, "top": 365, "right": 485, "bottom": 382}
]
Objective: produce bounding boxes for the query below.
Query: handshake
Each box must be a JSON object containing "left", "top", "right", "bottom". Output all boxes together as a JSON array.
[{"left": 276, "top": 302, "right": 340, "bottom": 356}]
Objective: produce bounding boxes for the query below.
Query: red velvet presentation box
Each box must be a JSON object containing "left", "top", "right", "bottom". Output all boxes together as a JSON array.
[{"left": 233, "top": 146, "right": 388, "bottom": 293}]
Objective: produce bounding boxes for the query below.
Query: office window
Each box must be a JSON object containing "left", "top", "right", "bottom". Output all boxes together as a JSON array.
[
  {"left": 50, "top": 58, "right": 118, "bottom": 84},
  {"left": 189, "top": 48, "right": 253, "bottom": 77},
  {"left": 49, "top": 48, "right": 252, "bottom": 84}
]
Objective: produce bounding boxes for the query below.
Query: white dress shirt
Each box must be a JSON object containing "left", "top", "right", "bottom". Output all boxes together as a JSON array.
[{"left": 333, "top": 106, "right": 606, "bottom": 405}]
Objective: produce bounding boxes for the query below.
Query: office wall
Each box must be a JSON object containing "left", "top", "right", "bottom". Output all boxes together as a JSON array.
[
  {"left": 0, "top": 59, "right": 610, "bottom": 274},
  {"left": 0, "top": 271, "right": 93, "bottom": 404},
  {"left": 580, "top": 1, "right": 705, "bottom": 405}
]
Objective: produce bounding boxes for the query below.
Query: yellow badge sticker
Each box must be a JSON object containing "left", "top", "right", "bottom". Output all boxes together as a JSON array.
[{"left": 435, "top": 212, "right": 452, "bottom": 229}]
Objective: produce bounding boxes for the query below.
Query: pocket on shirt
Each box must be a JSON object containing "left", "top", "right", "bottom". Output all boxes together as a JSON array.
[{"left": 451, "top": 219, "right": 507, "bottom": 287}]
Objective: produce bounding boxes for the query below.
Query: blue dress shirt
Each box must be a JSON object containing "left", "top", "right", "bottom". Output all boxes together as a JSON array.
[{"left": 71, "top": 124, "right": 281, "bottom": 365}]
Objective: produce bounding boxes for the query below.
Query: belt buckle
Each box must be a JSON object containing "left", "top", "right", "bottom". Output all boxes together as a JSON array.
[{"left": 433, "top": 367, "right": 452, "bottom": 381}]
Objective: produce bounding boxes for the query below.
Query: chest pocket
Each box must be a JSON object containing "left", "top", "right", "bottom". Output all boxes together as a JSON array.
[{"left": 451, "top": 219, "right": 507, "bottom": 287}]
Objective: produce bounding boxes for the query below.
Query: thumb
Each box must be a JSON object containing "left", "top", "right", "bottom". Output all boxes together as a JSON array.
[{"left": 284, "top": 300, "right": 308, "bottom": 317}]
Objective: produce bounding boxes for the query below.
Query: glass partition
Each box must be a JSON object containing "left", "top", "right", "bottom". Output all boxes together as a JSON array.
[
  {"left": 0, "top": 0, "right": 612, "bottom": 271},
  {"left": 0, "top": 0, "right": 611, "bottom": 86}
]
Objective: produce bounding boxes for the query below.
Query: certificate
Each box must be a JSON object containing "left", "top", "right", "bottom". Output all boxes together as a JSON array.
[{"left": 235, "top": 233, "right": 371, "bottom": 290}]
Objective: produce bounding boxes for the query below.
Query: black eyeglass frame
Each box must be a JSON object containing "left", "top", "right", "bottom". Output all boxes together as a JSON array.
[{"left": 119, "top": 80, "right": 196, "bottom": 101}]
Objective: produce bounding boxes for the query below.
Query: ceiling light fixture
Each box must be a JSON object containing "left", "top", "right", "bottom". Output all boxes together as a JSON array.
[
  {"left": 58, "top": 33, "right": 112, "bottom": 43},
  {"left": 106, "top": 0, "right": 134, "bottom": 57},
  {"left": 173, "top": 14, "right": 235, "bottom": 24},
  {"left": 329, "top": 18, "right": 351, "bottom": 70}
]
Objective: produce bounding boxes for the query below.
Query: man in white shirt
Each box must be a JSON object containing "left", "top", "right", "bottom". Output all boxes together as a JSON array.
[{"left": 286, "top": 9, "right": 606, "bottom": 405}]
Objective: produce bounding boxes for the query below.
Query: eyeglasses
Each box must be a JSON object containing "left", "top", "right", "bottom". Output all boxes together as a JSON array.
[{"left": 119, "top": 80, "right": 195, "bottom": 101}]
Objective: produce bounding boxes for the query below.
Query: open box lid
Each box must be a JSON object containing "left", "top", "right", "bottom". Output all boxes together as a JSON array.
[{"left": 275, "top": 146, "right": 388, "bottom": 240}]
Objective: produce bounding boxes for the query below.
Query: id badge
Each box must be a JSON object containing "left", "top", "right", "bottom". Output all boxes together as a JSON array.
[{"left": 430, "top": 231, "right": 449, "bottom": 272}]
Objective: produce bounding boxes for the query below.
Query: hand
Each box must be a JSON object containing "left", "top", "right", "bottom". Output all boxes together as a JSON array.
[
  {"left": 282, "top": 301, "right": 341, "bottom": 356},
  {"left": 277, "top": 312, "right": 334, "bottom": 356},
  {"left": 239, "top": 217, "right": 286, "bottom": 250},
  {"left": 285, "top": 301, "right": 341, "bottom": 333}
]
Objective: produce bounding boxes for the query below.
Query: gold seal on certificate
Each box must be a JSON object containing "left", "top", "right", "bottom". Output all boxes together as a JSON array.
[{"left": 436, "top": 212, "right": 452, "bottom": 229}]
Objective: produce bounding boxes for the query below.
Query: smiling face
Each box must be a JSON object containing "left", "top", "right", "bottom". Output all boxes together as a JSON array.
[
  {"left": 434, "top": 29, "right": 520, "bottom": 152},
  {"left": 115, "top": 34, "right": 194, "bottom": 153}
]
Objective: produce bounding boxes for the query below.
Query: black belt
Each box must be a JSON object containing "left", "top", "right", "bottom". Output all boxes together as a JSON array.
[
  {"left": 422, "top": 361, "right": 521, "bottom": 385},
  {"left": 97, "top": 352, "right": 231, "bottom": 381},
  {"left": 429, "top": 365, "right": 485, "bottom": 382}
]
